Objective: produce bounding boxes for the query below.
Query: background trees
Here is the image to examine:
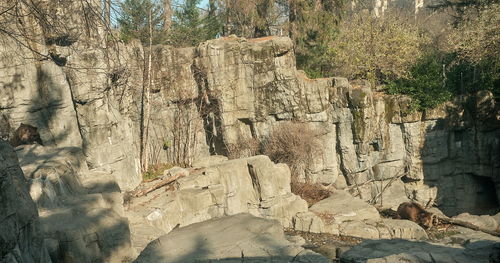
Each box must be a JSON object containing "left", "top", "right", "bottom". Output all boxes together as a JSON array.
[
  {"left": 114, "top": 0, "right": 498, "bottom": 111},
  {"left": 328, "top": 12, "right": 425, "bottom": 84},
  {"left": 167, "top": 0, "right": 221, "bottom": 47},
  {"left": 117, "top": 0, "right": 164, "bottom": 43}
]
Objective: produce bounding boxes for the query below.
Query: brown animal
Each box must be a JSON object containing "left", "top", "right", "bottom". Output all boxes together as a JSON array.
[
  {"left": 396, "top": 202, "right": 437, "bottom": 229},
  {"left": 10, "top": 123, "right": 43, "bottom": 147}
]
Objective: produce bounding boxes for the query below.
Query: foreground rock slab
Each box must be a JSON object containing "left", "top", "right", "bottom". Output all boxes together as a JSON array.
[
  {"left": 134, "top": 213, "right": 328, "bottom": 263},
  {"left": 0, "top": 140, "right": 51, "bottom": 262},
  {"left": 340, "top": 238, "right": 499, "bottom": 263}
]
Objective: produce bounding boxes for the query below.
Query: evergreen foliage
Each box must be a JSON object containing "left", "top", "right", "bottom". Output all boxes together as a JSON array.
[
  {"left": 117, "top": 0, "right": 164, "bottom": 44},
  {"left": 167, "top": 0, "right": 221, "bottom": 47}
]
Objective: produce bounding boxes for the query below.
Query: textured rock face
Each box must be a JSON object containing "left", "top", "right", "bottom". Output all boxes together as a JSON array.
[
  {"left": 0, "top": 1, "right": 498, "bottom": 221},
  {"left": 178, "top": 36, "right": 499, "bottom": 216},
  {"left": 134, "top": 213, "right": 328, "bottom": 263},
  {"left": 0, "top": 140, "right": 51, "bottom": 263},
  {"left": 126, "top": 155, "right": 308, "bottom": 252},
  {"left": 12, "top": 144, "right": 136, "bottom": 263}
]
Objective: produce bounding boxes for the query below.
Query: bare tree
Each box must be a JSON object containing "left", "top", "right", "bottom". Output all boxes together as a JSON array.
[
  {"left": 140, "top": 6, "right": 153, "bottom": 172},
  {"left": 164, "top": 0, "right": 172, "bottom": 31},
  {"left": 104, "top": 0, "right": 111, "bottom": 28}
]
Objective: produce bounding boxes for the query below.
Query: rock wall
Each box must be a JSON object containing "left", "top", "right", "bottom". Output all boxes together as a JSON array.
[
  {"left": 0, "top": 0, "right": 498, "bottom": 216},
  {"left": 183, "top": 36, "right": 499, "bottom": 216}
]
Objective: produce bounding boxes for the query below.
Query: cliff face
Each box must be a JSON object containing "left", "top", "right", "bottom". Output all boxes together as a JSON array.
[{"left": 0, "top": 3, "right": 498, "bottom": 217}]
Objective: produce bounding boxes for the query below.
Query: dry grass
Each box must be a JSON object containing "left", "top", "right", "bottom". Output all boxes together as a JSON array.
[
  {"left": 315, "top": 211, "right": 337, "bottom": 225},
  {"left": 142, "top": 163, "right": 175, "bottom": 181},
  {"left": 262, "top": 121, "right": 322, "bottom": 178},
  {"left": 262, "top": 122, "right": 327, "bottom": 205}
]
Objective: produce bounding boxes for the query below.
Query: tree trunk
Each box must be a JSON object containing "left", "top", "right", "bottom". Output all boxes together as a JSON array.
[
  {"left": 209, "top": 0, "right": 216, "bottom": 17},
  {"left": 141, "top": 8, "right": 153, "bottom": 173},
  {"left": 436, "top": 216, "right": 500, "bottom": 237},
  {"left": 288, "top": 0, "right": 298, "bottom": 41},
  {"left": 164, "top": 0, "right": 172, "bottom": 31},
  {"left": 104, "top": 0, "right": 111, "bottom": 28}
]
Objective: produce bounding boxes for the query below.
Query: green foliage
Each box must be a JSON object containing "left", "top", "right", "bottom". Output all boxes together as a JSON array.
[
  {"left": 291, "top": 0, "right": 345, "bottom": 78},
  {"left": 387, "top": 53, "right": 451, "bottom": 110},
  {"left": 167, "top": 0, "right": 221, "bottom": 47},
  {"left": 329, "top": 12, "right": 426, "bottom": 84},
  {"left": 445, "top": 57, "right": 499, "bottom": 96},
  {"left": 387, "top": 52, "right": 499, "bottom": 111},
  {"left": 117, "top": 0, "right": 164, "bottom": 44},
  {"left": 387, "top": 3, "right": 499, "bottom": 111}
]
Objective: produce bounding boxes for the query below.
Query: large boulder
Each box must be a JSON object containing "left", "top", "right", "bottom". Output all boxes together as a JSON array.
[
  {"left": 0, "top": 140, "right": 52, "bottom": 263},
  {"left": 134, "top": 213, "right": 328, "bottom": 263},
  {"left": 309, "top": 190, "right": 380, "bottom": 235},
  {"left": 12, "top": 143, "right": 135, "bottom": 263}
]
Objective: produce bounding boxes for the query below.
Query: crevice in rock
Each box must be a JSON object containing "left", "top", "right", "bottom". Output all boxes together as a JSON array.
[
  {"left": 49, "top": 52, "right": 67, "bottom": 66},
  {"left": 45, "top": 35, "right": 77, "bottom": 46},
  {"left": 192, "top": 63, "right": 227, "bottom": 156},
  {"left": 335, "top": 122, "right": 350, "bottom": 186},
  {"left": 275, "top": 50, "right": 289, "bottom": 57}
]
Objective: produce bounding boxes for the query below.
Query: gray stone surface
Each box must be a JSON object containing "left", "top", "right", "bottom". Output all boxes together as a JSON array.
[
  {"left": 454, "top": 213, "right": 499, "bottom": 231},
  {"left": 0, "top": 140, "right": 52, "bottom": 263},
  {"left": 7, "top": 143, "right": 136, "bottom": 262},
  {"left": 134, "top": 213, "right": 328, "bottom": 263},
  {"left": 126, "top": 155, "right": 309, "bottom": 253},
  {"left": 340, "top": 238, "right": 499, "bottom": 263},
  {"left": 309, "top": 190, "right": 380, "bottom": 234}
]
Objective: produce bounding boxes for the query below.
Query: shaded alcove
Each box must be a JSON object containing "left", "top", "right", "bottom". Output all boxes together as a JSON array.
[{"left": 419, "top": 95, "right": 500, "bottom": 216}]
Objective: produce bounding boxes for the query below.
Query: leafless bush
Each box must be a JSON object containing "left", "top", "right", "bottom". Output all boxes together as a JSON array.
[
  {"left": 226, "top": 136, "right": 261, "bottom": 159},
  {"left": 262, "top": 122, "right": 322, "bottom": 179},
  {"left": 291, "top": 181, "right": 331, "bottom": 207}
]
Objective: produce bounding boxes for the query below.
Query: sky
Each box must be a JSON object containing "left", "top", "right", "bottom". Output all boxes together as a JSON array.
[{"left": 199, "top": 0, "right": 208, "bottom": 7}]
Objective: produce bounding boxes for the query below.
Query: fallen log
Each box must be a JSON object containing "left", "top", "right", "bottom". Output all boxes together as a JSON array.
[
  {"left": 435, "top": 216, "right": 500, "bottom": 238},
  {"left": 134, "top": 173, "right": 185, "bottom": 197}
]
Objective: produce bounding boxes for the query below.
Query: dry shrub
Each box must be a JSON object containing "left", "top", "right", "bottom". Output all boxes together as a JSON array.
[
  {"left": 262, "top": 122, "right": 322, "bottom": 178},
  {"left": 227, "top": 137, "right": 261, "bottom": 159},
  {"left": 263, "top": 122, "right": 328, "bottom": 205},
  {"left": 292, "top": 182, "right": 331, "bottom": 207}
]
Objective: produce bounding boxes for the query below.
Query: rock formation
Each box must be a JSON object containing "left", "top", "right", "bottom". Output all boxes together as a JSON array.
[
  {"left": 134, "top": 213, "right": 328, "bottom": 263},
  {"left": 0, "top": 140, "right": 51, "bottom": 263},
  {"left": 0, "top": 1, "right": 499, "bottom": 262},
  {"left": 126, "top": 155, "right": 308, "bottom": 252}
]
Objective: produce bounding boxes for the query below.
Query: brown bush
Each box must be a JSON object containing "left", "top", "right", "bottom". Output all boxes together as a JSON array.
[
  {"left": 226, "top": 136, "right": 261, "bottom": 159},
  {"left": 291, "top": 181, "right": 331, "bottom": 207},
  {"left": 262, "top": 122, "right": 322, "bottom": 178}
]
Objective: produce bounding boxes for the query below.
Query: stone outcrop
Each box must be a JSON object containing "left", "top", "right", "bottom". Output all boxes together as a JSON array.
[
  {"left": 0, "top": 140, "right": 51, "bottom": 263},
  {"left": 134, "top": 213, "right": 328, "bottom": 263},
  {"left": 126, "top": 155, "right": 308, "bottom": 252},
  {"left": 0, "top": 3, "right": 499, "bottom": 262},
  {"left": 13, "top": 144, "right": 135, "bottom": 263}
]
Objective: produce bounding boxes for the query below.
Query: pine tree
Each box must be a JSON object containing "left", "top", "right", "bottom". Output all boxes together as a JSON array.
[{"left": 168, "top": 0, "right": 221, "bottom": 47}]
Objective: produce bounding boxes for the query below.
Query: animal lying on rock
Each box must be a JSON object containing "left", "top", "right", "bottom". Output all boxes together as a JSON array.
[
  {"left": 10, "top": 123, "right": 43, "bottom": 147},
  {"left": 396, "top": 202, "right": 437, "bottom": 229}
]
